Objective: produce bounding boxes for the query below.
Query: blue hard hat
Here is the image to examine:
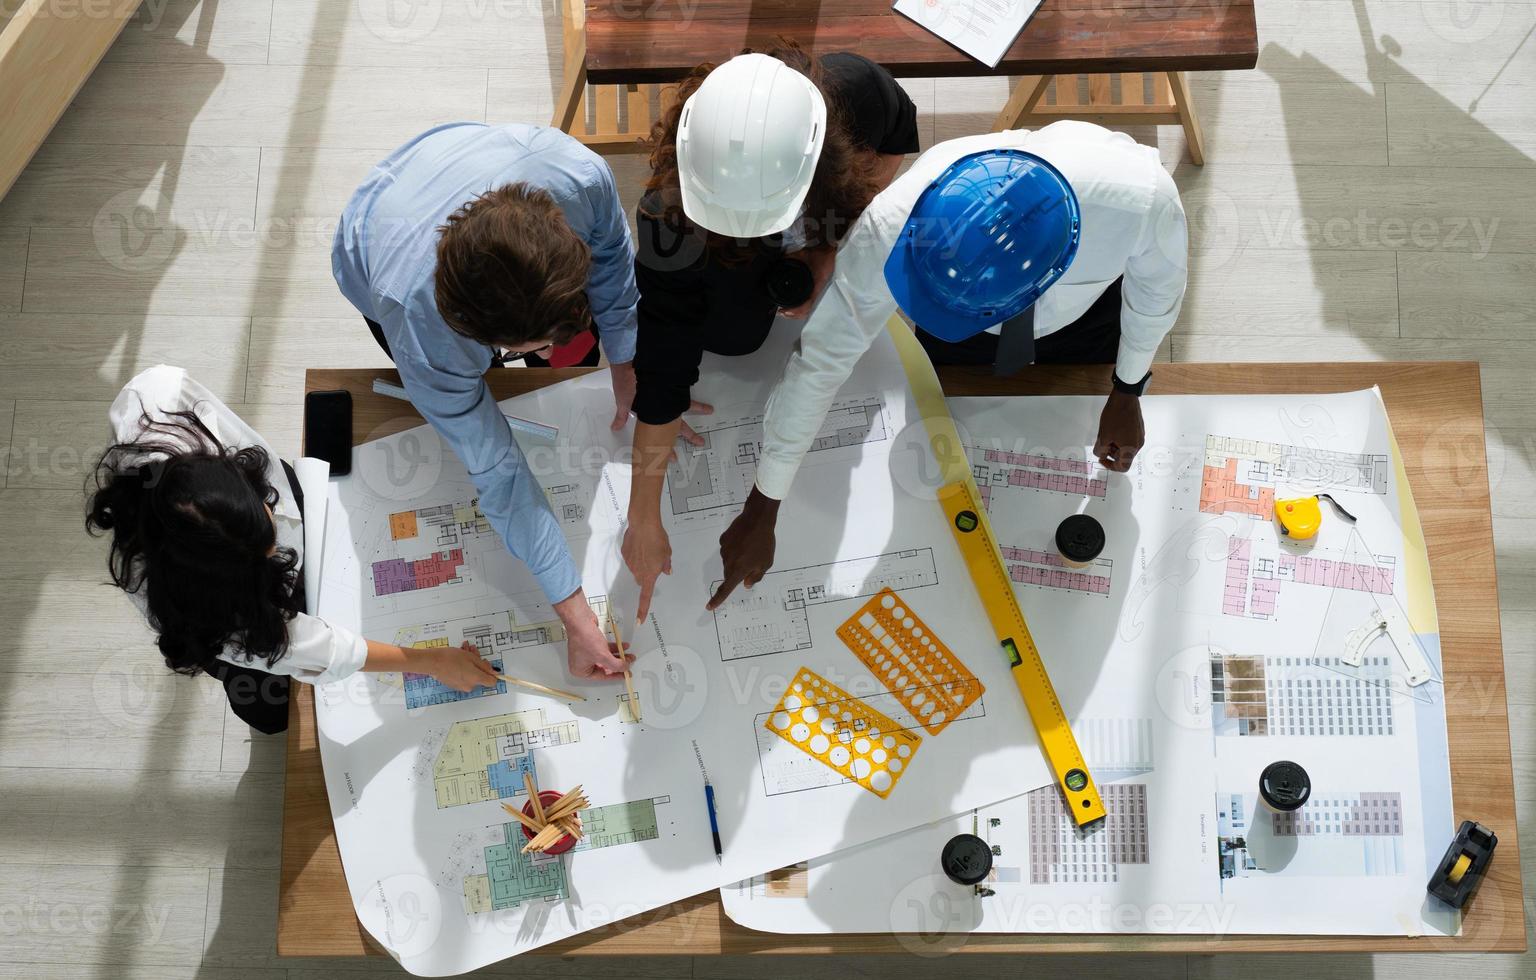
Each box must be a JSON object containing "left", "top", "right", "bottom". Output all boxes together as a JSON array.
[{"left": 884, "top": 149, "right": 1080, "bottom": 342}]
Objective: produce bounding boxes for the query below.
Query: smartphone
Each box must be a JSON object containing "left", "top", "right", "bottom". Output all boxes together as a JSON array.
[{"left": 304, "top": 389, "right": 353, "bottom": 476}]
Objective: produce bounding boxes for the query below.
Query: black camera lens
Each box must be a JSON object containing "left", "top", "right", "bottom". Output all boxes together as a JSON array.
[{"left": 765, "top": 258, "right": 815, "bottom": 308}]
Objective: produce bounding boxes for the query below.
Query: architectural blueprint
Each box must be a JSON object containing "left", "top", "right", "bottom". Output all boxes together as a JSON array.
[
  {"left": 312, "top": 326, "right": 1065, "bottom": 975},
  {"left": 723, "top": 390, "right": 1456, "bottom": 938}
]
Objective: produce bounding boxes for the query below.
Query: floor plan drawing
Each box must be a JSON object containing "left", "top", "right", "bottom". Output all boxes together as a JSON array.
[
  {"left": 1222, "top": 536, "right": 1395, "bottom": 619},
  {"left": 969, "top": 446, "right": 1108, "bottom": 507},
  {"left": 1000, "top": 542, "right": 1113, "bottom": 596},
  {"left": 316, "top": 330, "right": 1113, "bottom": 973},
  {"left": 666, "top": 395, "right": 889, "bottom": 518},
  {"left": 431, "top": 710, "right": 581, "bottom": 808},
  {"left": 1200, "top": 435, "right": 1390, "bottom": 518},
  {"left": 721, "top": 390, "right": 1453, "bottom": 942},
  {"left": 711, "top": 549, "right": 939, "bottom": 660}
]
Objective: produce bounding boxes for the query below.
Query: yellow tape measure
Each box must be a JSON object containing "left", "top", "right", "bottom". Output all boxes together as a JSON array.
[{"left": 883, "top": 315, "right": 1105, "bottom": 827}]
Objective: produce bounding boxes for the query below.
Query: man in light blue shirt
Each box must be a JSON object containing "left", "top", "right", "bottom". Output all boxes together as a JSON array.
[{"left": 333, "top": 123, "right": 635, "bottom": 680}]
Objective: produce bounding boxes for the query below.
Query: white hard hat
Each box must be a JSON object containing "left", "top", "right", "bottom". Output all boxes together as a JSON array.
[{"left": 676, "top": 53, "right": 827, "bottom": 239}]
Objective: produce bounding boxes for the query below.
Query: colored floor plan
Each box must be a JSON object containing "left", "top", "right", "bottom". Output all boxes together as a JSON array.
[
  {"left": 432, "top": 709, "right": 580, "bottom": 808},
  {"left": 711, "top": 549, "right": 939, "bottom": 661},
  {"left": 369, "top": 498, "right": 497, "bottom": 599},
  {"left": 667, "top": 396, "right": 888, "bottom": 517},
  {"left": 1223, "top": 536, "right": 1395, "bottom": 619},
  {"left": 384, "top": 608, "right": 568, "bottom": 710},
  {"left": 1211, "top": 652, "right": 1397, "bottom": 737},
  {"left": 399, "top": 635, "right": 507, "bottom": 709},
  {"left": 1000, "top": 543, "right": 1112, "bottom": 596},
  {"left": 1200, "top": 435, "right": 1390, "bottom": 518},
  {"left": 449, "top": 797, "right": 671, "bottom": 914},
  {"left": 969, "top": 448, "right": 1107, "bottom": 507}
]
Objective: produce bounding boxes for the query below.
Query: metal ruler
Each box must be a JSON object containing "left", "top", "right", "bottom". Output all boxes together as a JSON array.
[{"left": 886, "top": 317, "right": 1106, "bottom": 826}]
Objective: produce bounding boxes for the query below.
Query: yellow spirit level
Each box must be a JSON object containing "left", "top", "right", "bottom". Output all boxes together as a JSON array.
[{"left": 886, "top": 317, "right": 1105, "bottom": 826}]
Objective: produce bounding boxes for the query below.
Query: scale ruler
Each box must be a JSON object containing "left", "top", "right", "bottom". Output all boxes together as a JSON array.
[{"left": 884, "top": 316, "right": 1105, "bottom": 826}]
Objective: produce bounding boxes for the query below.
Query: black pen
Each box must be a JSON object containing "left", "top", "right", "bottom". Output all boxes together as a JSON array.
[{"left": 704, "top": 782, "right": 723, "bottom": 863}]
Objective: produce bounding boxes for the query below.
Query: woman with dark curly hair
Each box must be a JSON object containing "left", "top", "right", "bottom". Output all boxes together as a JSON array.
[
  {"left": 623, "top": 42, "right": 919, "bottom": 620},
  {"left": 88, "top": 365, "right": 499, "bottom": 734}
]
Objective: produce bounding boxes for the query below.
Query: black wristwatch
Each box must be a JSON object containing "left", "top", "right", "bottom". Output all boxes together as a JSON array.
[{"left": 1112, "top": 371, "right": 1151, "bottom": 397}]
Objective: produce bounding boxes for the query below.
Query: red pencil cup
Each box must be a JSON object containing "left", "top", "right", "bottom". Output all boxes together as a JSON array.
[{"left": 521, "top": 790, "right": 579, "bottom": 855}]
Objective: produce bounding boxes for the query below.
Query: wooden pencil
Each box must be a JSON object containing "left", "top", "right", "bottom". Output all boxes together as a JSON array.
[
  {"left": 607, "top": 612, "right": 640, "bottom": 721},
  {"left": 523, "top": 772, "right": 546, "bottom": 823},
  {"left": 496, "top": 673, "right": 587, "bottom": 702}
]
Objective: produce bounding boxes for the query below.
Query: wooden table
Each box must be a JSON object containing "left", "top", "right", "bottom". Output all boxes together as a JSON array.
[
  {"left": 581, "top": 0, "right": 1259, "bottom": 82},
  {"left": 282, "top": 362, "right": 1525, "bottom": 957}
]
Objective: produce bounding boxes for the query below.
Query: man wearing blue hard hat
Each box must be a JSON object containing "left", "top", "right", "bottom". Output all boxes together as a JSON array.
[{"left": 707, "top": 120, "right": 1186, "bottom": 609}]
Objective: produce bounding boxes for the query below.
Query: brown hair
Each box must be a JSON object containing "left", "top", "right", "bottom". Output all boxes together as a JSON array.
[
  {"left": 434, "top": 183, "right": 592, "bottom": 348},
  {"left": 641, "top": 39, "right": 879, "bottom": 258}
]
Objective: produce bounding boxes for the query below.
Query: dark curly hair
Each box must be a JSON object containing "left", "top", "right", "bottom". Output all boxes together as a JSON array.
[
  {"left": 641, "top": 38, "right": 879, "bottom": 259},
  {"left": 434, "top": 183, "right": 593, "bottom": 348},
  {"left": 85, "top": 411, "right": 302, "bottom": 675}
]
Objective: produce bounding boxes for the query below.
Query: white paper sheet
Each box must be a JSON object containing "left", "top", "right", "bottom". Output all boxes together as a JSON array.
[
  {"left": 723, "top": 390, "right": 1457, "bottom": 939},
  {"left": 313, "top": 326, "right": 1065, "bottom": 974},
  {"left": 892, "top": 0, "right": 1043, "bottom": 69},
  {"left": 294, "top": 456, "right": 330, "bottom": 613}
]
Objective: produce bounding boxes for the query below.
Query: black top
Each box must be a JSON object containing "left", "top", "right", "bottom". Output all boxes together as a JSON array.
[
  {"left": 1258, "top": 760, "right": 1312, "bottom": 812},
  {"left": 940, "top": 834, "right": 994, "bottom": 886},
  {"left": 630, "top": 54, "right": 919, "bottom": 426},
  {"left": 821, "top": 53, "right": 922, "bottom": 156}
]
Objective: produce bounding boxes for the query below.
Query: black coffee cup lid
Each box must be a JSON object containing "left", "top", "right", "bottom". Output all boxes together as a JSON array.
[
  {"left": 1055, "top": 514, "right": 1106, "bottom": 563},
  {"left": 940, "top": 834, "right": 993, "bottom": 885},
  {"left": 1259, "top": 760, "right": 1312, "bottom": 811}
]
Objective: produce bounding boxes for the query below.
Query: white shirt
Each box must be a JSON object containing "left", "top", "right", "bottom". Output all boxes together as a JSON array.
[
  {"left": 108, "top": 365, "right": 369, "bottom": 685},
  {"left": 756, "top": 121, "right": 1188, "bottom": 499}
]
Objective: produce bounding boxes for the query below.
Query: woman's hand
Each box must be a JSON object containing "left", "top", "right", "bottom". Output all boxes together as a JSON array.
[
  {"left": 427, "top": 641, "right": 502, "bottom": 692},
  {"left": 623, "top": 517, "right": 672, "bottom": 623}
]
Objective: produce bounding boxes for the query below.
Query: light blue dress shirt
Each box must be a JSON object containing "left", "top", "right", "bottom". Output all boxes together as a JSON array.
[{"left": 332, "top": 123, "right": 639, "bottom": 603}]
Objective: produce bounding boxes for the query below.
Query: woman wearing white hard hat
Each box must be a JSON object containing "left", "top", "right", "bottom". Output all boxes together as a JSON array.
[{"left": 622, "top": 41, "right": 918, "bottom": 622}]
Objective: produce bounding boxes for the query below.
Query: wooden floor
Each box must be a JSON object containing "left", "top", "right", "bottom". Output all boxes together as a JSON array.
[{"left": 0, "top": 1, "right": 1530, "bottom": 977}]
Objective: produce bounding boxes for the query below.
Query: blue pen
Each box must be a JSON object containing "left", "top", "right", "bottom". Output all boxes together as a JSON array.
[{"left": 704, "top": 783, "right": 723, "bottom": 863}]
